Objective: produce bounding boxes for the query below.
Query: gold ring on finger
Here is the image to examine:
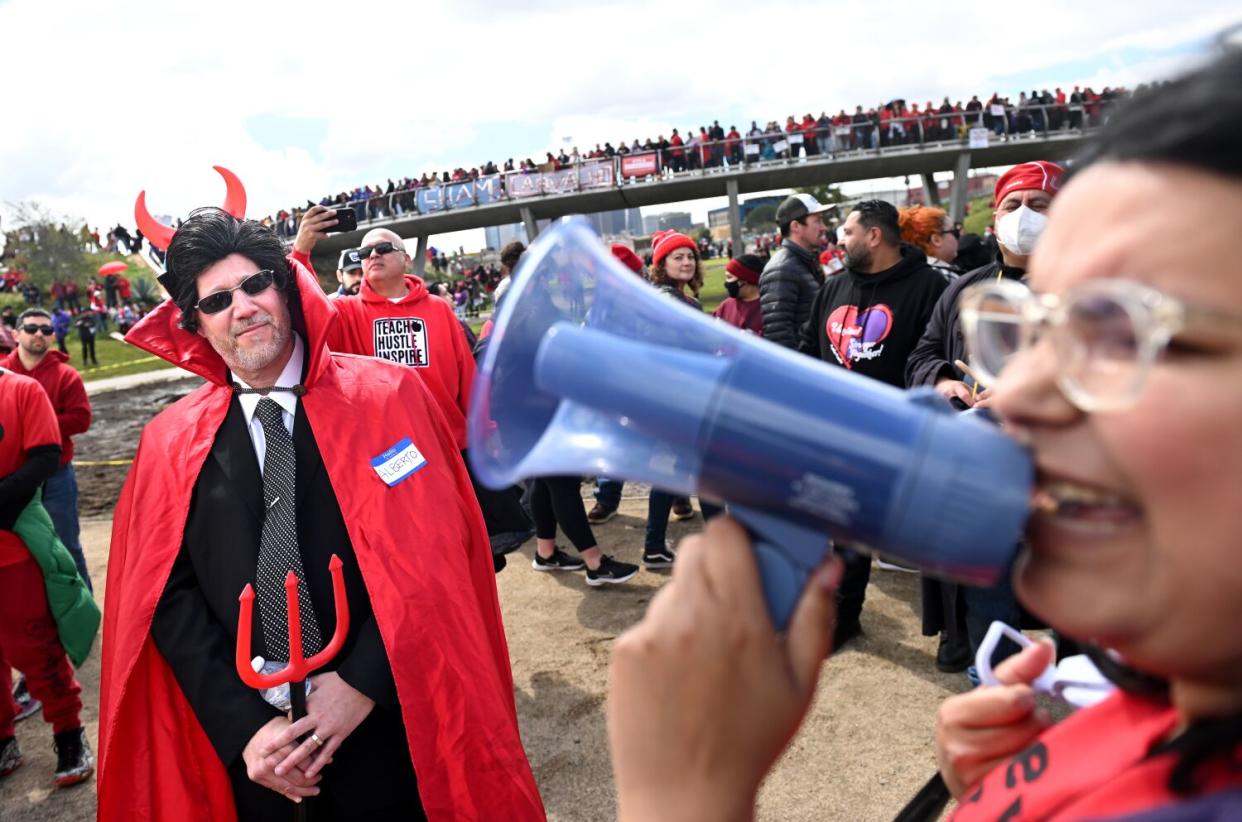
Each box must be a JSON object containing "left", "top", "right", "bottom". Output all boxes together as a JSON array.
[{"left": 310, "top": 732, "right": 325, "bottom": 747}]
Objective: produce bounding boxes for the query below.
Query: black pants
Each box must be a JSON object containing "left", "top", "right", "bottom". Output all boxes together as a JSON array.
[
  {"left": 80, "top": 336, "right": 97, "bottom": 365},
  {"left": 834, "top": 544, "right": 871, "bottom": 626},
  {"left": 530, "top": 476, "right": 596, "bottom": 552}
]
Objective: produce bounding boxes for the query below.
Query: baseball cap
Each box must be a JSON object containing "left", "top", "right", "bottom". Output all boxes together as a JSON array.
[
  {"left": 338, "top": 248, "right": 362, "bottom": 272},
  {"left": 775, "top": 193, "right": 833, "bottom": 226}
]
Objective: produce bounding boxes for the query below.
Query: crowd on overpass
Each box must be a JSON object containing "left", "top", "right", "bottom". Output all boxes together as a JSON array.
[{"left": 259, "top": 84, "right": 1139, "bottom": 241}]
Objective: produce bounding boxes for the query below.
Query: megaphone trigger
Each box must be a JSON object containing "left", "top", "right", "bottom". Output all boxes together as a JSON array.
[{"left": 470, "top": 217, "right": 1034, "bottom": 631}]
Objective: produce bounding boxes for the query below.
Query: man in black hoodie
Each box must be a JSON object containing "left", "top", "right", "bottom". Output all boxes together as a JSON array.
[{"left": 799, "top": 199, "right": 948, "bottom": 647}]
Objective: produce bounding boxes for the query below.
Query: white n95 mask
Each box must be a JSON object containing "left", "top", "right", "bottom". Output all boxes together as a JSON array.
[{"left": 996, "top": 204, "right": 1048, "bottom": 256}]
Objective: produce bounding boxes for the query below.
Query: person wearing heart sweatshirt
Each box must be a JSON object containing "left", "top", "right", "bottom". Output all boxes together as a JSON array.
[{"left": 798, "top": 198, "right": 948, "bottom": 648}]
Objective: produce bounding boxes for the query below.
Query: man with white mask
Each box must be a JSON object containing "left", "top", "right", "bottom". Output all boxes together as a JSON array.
[
  {"left": 904, "top": 160, "right": 1064, "bottom": 678},
  {"left": 906, "top": 161, "right": 1064, "bottom": 407}
]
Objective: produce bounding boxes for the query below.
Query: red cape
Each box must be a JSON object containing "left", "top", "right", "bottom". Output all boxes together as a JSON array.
[{"left": 97, "top": 259, "right": 544, "bottom": 821}]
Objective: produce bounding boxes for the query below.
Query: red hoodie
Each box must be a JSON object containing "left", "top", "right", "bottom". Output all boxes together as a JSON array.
[
  {"left": 0, "top": 348, "right": 90, "bottom": 465},
  {"left": 327, "top": 273, "right": 476, "bottom": 450},
  {"left": 99, "top": 258, "right": 542, "bottom": 821}
]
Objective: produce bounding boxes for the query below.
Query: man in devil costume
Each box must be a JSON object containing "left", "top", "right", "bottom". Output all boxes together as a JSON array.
[{"left": 97, "top": 208, "right": 543, "bottom": 821}]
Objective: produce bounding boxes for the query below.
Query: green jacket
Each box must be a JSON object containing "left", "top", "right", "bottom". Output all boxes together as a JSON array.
[{"left": 12, "top": 492, "right": 100, "bottom": 666}]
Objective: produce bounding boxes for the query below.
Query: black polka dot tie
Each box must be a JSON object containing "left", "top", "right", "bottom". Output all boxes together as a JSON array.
[{"left": 253, "top": 398, "right": 323, "bottom": 660}]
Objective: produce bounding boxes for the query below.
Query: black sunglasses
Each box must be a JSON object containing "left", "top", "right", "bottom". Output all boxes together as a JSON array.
[
  {"left": 940, "top": 227, "right": 961, "bottom": 239},
  {"left": 20, "top": 323, "right": 54, "bottom": 335},
  {"left": 194, "top": 269, "right": 276, "bottom": 315},
  {"left": 357, "top": 241, "right": 403, "bottom": 259}
]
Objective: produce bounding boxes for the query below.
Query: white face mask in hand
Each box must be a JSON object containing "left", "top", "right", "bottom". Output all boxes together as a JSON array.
[{"left": 996, "top": 204, "right": 1048, "bottom": 256}]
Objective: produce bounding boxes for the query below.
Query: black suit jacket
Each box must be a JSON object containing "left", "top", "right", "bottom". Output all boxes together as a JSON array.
[{"left": 151, "top": 397, "right": 416, "bottom": 807}]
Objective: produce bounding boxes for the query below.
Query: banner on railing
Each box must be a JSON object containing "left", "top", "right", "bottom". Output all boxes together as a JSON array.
[
  {"left": 417, "top": 187, "right": 445, "bottom": 213},
  {"left": 578, "top": 158, "right": 614, "bottom": 189},
  {"left": 620, "top": 152, "right": 659, "bottom": 179},
  {"left": 541, "top": 168, "right": 579, "bottom": 195},
  {"left": 968, "top": 128, "right": 990, "bottom": 149},
  {"left": 447, "top": 182, "right": 476, "bottom": 209},
  {"left": 475, "top": 175, "right": 503, "bottom": 205},
  {"left": 505, "top": 172, "right": 541, "bottom": 199}
]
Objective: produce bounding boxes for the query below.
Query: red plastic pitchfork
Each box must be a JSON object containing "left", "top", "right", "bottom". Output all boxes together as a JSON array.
[{"left": 235, "top": 554, "right": 350, "bottom": 818}]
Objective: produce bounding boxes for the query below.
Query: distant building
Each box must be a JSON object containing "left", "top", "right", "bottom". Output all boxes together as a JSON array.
[
  {"left": 707, "top": 195, "right": 785, "bottom": 230},
  {"left": 642, "top": 211, "right": 693, "bottom": 234},
  {"left": 584, "top": 207, "right": 643, "bottom": 237},
  {"left": 484, "top": 223, "right": 529, "bottom": 250}
]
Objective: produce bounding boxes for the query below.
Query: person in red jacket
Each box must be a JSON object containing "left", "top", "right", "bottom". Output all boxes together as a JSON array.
[
  {"left": 0, "top": 369, "right": 92, "bottom": 788},
  {"left": 2, "top": 309, "right": 92, "bottom": 590},
  {"left": 99, "top": 209, "right": 541, "bottom": 821}
]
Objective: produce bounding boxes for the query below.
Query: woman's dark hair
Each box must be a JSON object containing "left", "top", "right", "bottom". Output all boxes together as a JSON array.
[
  {"left": 649, "top": 249, "right": 704, "bottom": 297},
  {"left": 163, "top": 208, "right": 296, "bottom": 332},
  {"left": 499, "top": 240, "right": 526, "bottom": 271},
  {"left": 1071, "top": 47, "right": 1242, "bottom": 797}
]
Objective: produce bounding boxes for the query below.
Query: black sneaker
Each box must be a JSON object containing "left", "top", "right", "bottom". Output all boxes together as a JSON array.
[
  {"left": 0, "top": 737, "right": 21, "bottom": 777},
  {"left": 53, "top": 728, "right": 94, "bottom": 788},
  {"left": 13, "top": 676, "right": 41, "bottom": 723},
  {"left": 642, "top": 544, "right": 676, "bottom": 568},
  {"left": 585, "top": 555, "right": 639, "bottom": 586},
  {"left": 670, "top": 498, "right": 695, "bottom": 521},
  {"left": 586, "top": 502, "right": 618, "bottom": 524},
  {"left": 532, "top": 547, "right": 587, "bottom": 572},
  {"left": 936, "top": 633, "right": 972, "bottom": 673}
]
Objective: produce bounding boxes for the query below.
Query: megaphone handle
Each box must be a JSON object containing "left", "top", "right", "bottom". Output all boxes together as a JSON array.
[{"left": 728, "top": 505, "right": 832, "bottom": 632}]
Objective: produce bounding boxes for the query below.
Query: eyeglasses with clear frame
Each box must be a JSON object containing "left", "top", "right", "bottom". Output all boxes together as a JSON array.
[{"left": 958, "top": 278, "right": 1242, "bottom": 412}]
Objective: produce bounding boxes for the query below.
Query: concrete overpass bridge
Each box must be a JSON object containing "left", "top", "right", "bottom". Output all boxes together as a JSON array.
[{"left": 309, "top": 129, "right": 1092, "bottom": 275}]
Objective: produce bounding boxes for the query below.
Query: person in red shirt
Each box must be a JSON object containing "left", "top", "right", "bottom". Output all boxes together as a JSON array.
[
  {"left": 668, "top": 129, "right": 686, "bottom": 172},
  {"left": 293, "top": 210, "right": 530, "bottom": 569},
  {"left": 712, "top": 255, "right": 764, "bottom": 336},
  {"left": 2, "top": 309, "right": 93, "bottom": 590},
  {"left": 0, "top": 369, "right": 91, "bottom": 788},
  {"left": 294, "top": 220, "right": 475, "bottom": 452}
]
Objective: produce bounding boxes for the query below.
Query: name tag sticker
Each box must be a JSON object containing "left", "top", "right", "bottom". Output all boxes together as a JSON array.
[{"left": 370, "top": 437, "right": 427, "bottom": 487}]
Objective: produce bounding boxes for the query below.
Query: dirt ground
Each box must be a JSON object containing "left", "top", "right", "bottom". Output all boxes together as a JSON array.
[{"left": 2, "top": 376, "right": 973, "bottom": 821}]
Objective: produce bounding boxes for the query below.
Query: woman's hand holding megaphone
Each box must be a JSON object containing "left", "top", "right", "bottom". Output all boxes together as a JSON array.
[{"left": 607, "top": 517, "right": 843, "bottom": 822}]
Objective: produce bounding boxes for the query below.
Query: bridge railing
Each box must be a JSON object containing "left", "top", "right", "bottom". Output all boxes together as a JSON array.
[{"left": 275, "top": 100, "right": 1116, "bottom": 238}]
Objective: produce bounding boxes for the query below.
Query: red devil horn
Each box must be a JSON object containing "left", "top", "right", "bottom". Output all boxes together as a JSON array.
[
  {"left": 214, "top": 165, "right": 247, "bottom": 219},
  {"left": 134, "top": 191, "right": 177, "bottom": 252}
]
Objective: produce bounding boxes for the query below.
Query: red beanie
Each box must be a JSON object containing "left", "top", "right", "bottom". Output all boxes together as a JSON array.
[
  {"left": 650, "top": 230, "right": 697, "bottom": 267},
  {"left": 610, "top": 243, "right": 644, "bottom": 274},
  {"left": 725, "top": 256, "right": 762, "bottom": 285},
  {"left": 994, "top": 161, "right": 1065, "bottom": 204}
]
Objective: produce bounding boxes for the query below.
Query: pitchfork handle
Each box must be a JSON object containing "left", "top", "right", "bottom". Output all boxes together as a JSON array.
[{"left": 290, "top": 679, "right": 309, "bottom": 822}]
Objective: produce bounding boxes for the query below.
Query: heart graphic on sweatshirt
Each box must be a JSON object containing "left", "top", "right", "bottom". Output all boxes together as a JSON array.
[{"left": 826, "top": 304, "right": 893, "bottom": 368}]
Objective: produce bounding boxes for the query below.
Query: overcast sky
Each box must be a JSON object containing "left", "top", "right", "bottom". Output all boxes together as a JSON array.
[{"left": 1, "top": 0, "right": 1237, "bottom": 250}]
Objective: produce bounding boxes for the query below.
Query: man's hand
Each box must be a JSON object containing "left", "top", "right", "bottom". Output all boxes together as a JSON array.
[
  {"left": 935, "top": 641, "right": 1055, "bottom": 797},
  {"left": 935, "top": 378, "right": 977, "bottom": 407},
  {"left": 268, "top": 671, "right": 375, "bottom": 779},
  {"left": 242, "top": 716, "right": 321, "bottom": 803},
  {"left": 292, "top": 205, "right": 338, "bottom": 255},
  {"left": 608, "top": 517, "right": 843, "bottom": 822}
]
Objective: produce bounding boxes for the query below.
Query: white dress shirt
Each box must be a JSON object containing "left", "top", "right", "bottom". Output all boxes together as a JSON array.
[{"left": 231, "top": 334, "right": 305, "bottom": 476}]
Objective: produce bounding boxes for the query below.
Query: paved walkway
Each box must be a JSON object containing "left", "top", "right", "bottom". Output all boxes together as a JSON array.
[{"left": 84, "top": 366, "right": 198, "bottom": 396}]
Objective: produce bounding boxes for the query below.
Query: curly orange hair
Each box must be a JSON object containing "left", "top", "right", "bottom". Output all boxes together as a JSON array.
[{"left": 898, "top": 205, "right": 948, "bottom": 255}]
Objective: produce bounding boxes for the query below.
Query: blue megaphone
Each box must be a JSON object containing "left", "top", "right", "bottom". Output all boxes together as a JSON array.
[{"left": 469, "top": 218, "right": 1033, "bottom": 629}]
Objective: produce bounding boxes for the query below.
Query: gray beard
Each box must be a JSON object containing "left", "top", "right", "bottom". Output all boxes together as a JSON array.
[{"left": 215, "top": 316, "right": 290, "bottom": 377}]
